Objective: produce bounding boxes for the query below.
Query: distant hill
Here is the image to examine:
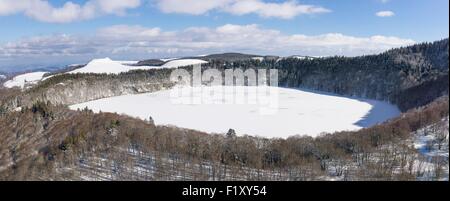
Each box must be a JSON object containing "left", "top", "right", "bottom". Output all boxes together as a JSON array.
[
  {"left": 183, "top": 52, "right": 261, "bottom": 62},
  {"left": 134, "top": 59, "right": 165, "bottom": 66}
]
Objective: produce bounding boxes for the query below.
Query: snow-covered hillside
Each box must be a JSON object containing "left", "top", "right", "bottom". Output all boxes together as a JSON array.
[
  {"left": 160, "top": 58, "right": 178, "bottom": 62},
  {"left": 115, "top": 60, "right": 139, "bottom": 65},
  {"left": 68, "top": 58, "right": 150, "bottom": 74},
  {"left": 68, "top": 58, "right": 207, "bottom": 74},
  {"left": 2, "top": 58, "right": 208, "bottom": 88},
  {"left": 70, "top": 86, "right": 401, "bottom": 138},
  {"left": 3, "top": 72, "right": 48, "bottom": 89},
  {"left": 413, "top": 117, "right": 449, "bottom": 158},
  {"left": 160, "top": 59, "right": 207, "bottom": 68},
  {"left": 0, "top": 74, "right": 6, "bottom": 80},
  {"left": 411, "top": 117, "right": 449, "bottom": 180}
]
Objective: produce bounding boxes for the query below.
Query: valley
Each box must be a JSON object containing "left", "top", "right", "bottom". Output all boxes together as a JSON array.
[{"left": 0, "top": 39, "right": 448, "bottom": 181}]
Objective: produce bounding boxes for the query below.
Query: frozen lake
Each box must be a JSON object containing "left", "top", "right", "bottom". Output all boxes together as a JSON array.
[{"left": 70, "top": 86, "right": 401, "bottom": 138}]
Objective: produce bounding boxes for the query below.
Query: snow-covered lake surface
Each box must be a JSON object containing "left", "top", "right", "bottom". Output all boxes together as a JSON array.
[{"left": 70, "top": 86, "right": 401, "bottom": 138}]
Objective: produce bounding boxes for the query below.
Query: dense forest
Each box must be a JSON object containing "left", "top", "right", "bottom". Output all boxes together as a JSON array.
[
  {"left": 207, "top": 39, "right": 449, "bottom": 111},
  {"left": 0, "top": 39, "right": 448, "bottom": 180}
]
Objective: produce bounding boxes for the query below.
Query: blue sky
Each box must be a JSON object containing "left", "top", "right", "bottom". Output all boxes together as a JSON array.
[{"left": 0, "top": 0, "right": 448, "bottom": 72}]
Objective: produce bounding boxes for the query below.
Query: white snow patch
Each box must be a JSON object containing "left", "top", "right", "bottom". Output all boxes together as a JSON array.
[
  {"left": 410, "top": 117, "right": 449, "bottom": 181},
  {"left": 252, "top": 57, "right": 264, "bottom": 61},
  {"left": 291, "top": 56, "right": 316, "bottom": 60},
  {"left": 0, "top": 74, "right": 6, "bottom": 80},
  {"left": 160, "top": 58, "right": 178, "bottom": 62},
  {"left": 70, "top": 86, "right": 400, "bottom": 138},
  {"left": 3, "top": 72, "right": 48, "bottom": 89},
  {"left": 41, "top": 75, "right": 55, "bottom": 81},
  {"left": 67, "top": 58, "right": 208, "bottom": 74},
  {"left": 68, "top": 63, "right": 84, "bottom": 67},
  {"left": 68, "top": 58, "right": 151, "bottom": 74},
  {"left": 161, "top": 59, "right": 207, "bottom": 68},
  {"left": 413, "top": 117, "right": 449, "bottom": 158}
]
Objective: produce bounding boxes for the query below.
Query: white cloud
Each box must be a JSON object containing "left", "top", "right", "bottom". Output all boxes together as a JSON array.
[
  {"left": 224, "top": 0, "right": 330, "bottom": 19},
  {"left": 376, "top": 10, "right": 395, "bottom": 17},
  {"left": 0, "top": 0, "right": 141, "bottom": 23},
  {"left": 0, "top": 0, "right": 328, "bottom": 22},
  {"left": 94, "top": 0, "right": 141, "bottom": 15},
  {"left": 155, "top": 0, "right": 330, "bottom": 19},
  {"left": 0, "top": 24, "right": 416, "bottom": 68},
  {"left": 156, "top": 0, "right": 233, "bottom": 15},
  {"left": 97, "top": 25, "right": 165, "bottom": 39}
]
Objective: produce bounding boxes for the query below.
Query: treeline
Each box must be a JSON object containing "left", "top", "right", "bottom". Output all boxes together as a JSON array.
[
  {"left": 385, "top": 38, "right": 449, "bottom": 70},
  {"left": 0, "top": 96, "right": 447, "bottom": 180}
]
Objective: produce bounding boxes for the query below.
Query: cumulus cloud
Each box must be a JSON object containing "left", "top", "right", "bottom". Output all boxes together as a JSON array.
[
  {"left": 0, "top": 0, "right": 141, "bottom": 23},
  {"left": 0, "top": 0, "right": 329, "bottom": 22},
  {"left": 0, "top": 24, "right": 416, "bottom": 69},
  {"left": 156, "top": 0, "right": 233, "bottom": 15},
  {"left": 376, "top": 10, "right": 395, "bottom": 17},
  {"left": 97, "top": 25, "right": 165, "bottom": 39},
  {"left": 155, "top": 0, "right": 330, "bottom": 19}
]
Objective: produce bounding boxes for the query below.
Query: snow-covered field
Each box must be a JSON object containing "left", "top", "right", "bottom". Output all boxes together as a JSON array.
[
  {"left": 115, "top": 60, "right": 139, "bottom": 65},
  {"left": 70, "top": 86, "right": 401, "bottom": 138},
  {"left": 68, "top": 58, "right": 149, "bottom": 74},
  {"left": 160, "top": 58, "right": 178, "bottom": 62},
  {"left": 68, "top": 58, "right": 207, "bottom": 74},
  {"left": 3, "top": 72, "right": 48, "bottom": 88},
  {"left": 160, "top": 59, "right": 207, "bottom": 68}
]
